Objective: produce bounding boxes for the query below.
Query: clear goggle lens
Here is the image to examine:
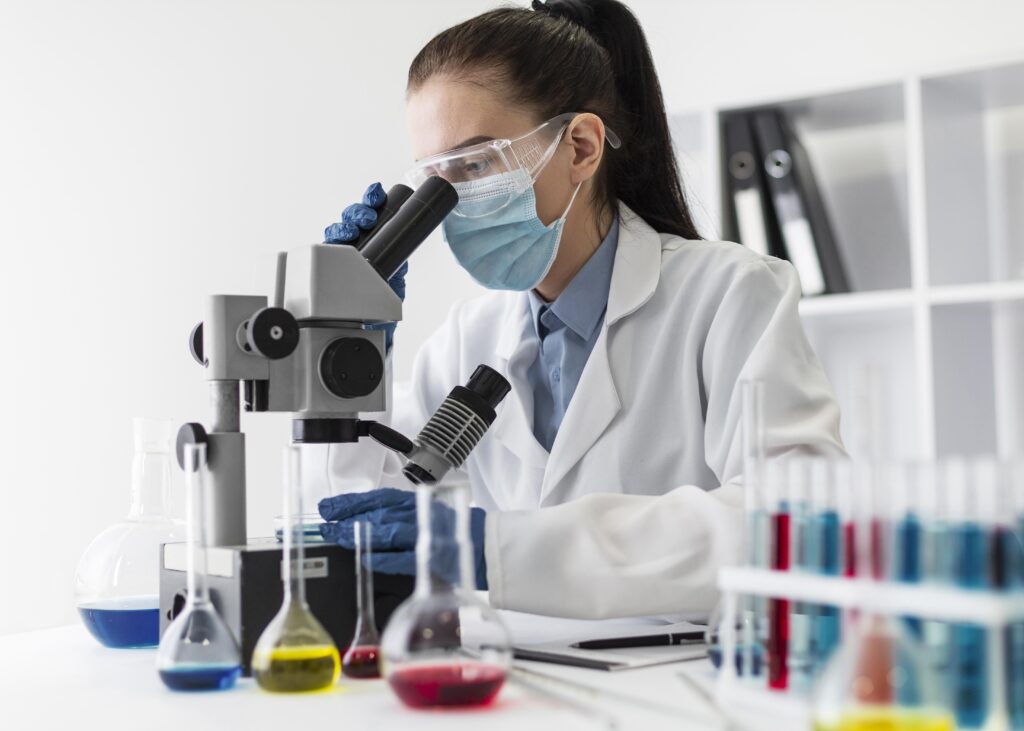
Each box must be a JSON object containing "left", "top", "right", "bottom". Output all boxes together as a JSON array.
[{"left": 405, "top": 113, "right": 621, "bottom": 219}]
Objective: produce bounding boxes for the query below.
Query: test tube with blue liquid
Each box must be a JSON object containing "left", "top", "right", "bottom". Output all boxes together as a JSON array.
[
  {"left": 889, "top": 463, "right": 923, "bottom": 638},
  {"left": 1003, "top": 460, "right": 1024, "bottom": 729},
  {"left": 156, "top": 443, "right": 242, "bottom": 690},
  {"left": 946, "top": 458, "right": 991, "bottom": 729},
  {"left": 811, "top": 459, "right": 842, "bottom": 676}
]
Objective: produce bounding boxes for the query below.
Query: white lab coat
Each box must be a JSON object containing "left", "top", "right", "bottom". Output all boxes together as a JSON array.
[{"left": 322, "top": 203, "right": 844, "bottom": 619}]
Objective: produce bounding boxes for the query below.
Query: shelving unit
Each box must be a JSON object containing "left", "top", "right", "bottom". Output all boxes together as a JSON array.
[{"left": 670, "top": 57, "right": 1024, "bottom": 461}]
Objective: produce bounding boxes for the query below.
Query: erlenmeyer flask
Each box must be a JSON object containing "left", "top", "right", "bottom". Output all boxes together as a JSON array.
[
  {"left": 156, "top": 443, "right": 241, "bottom": 690},
  {"left": 341, "top": 520, "right": 381, "bottom": 679},
  {"left": 75, "top": 418, "right": 183, "bottom": 648},
  {"left": 252, "top": 446, "right": 340, "bottom": 693},
  {"left": 811, "top": 461, "right": 954, "bottom": 731},
  {"left": 380, "top": 484, "right": 511, "bottom": 708}
]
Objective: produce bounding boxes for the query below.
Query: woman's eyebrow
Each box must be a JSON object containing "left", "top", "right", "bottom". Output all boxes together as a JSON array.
[{"left": 450, "top": 135, "right": 493, "bottom": 150}]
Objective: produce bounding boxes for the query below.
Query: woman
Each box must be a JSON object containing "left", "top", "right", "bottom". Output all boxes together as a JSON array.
[{"left": 317, "top": 0, "right": 843, "bottom": 619}]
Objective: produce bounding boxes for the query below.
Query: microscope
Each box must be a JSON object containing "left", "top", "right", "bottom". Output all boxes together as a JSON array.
[{"left": 159, "top": 177, "right": 511, "bottom": 672}]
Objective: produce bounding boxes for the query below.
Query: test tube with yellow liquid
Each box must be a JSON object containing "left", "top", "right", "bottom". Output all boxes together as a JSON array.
[{"left": 252, "top": 446, "right": 340, "bottom": 692}]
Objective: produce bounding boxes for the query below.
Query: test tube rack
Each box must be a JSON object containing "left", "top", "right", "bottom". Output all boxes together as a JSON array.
[{"left": 714, "top": 566, "right": 1024, "bottom": 728}]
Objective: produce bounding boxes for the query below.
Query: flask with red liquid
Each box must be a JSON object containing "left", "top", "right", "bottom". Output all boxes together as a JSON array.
[{"left": 380, "top": 484, "right": 511, "bottom": 708}]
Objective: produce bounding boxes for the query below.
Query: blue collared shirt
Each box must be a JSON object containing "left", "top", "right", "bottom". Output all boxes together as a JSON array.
[{"left": 526, "top": 217, "right": 619, "bottom": 452}]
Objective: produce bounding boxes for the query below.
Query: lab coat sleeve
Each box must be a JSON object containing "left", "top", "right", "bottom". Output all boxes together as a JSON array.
[
  {"left": 322, "top": 302, "right": 473, "bottom": 495},
  {"left": 486, "top": 258, "right": 844, "bottom": 619}
]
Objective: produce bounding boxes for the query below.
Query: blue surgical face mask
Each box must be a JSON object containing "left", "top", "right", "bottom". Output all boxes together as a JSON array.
[{"left": 442, "top": 170, "right": 582, "bottom": 291}]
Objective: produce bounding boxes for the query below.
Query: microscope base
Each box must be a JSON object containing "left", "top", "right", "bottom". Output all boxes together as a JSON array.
[{"left": 159, "top": 538, "right": 414, "bottom": 675}]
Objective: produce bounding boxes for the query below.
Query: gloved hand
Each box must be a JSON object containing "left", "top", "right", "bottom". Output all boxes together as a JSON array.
[
  {"left": 318, "top": 487, "right": 488, "bottom": 590},
  {"left": 323, "top": 182, "right": 408, "bottom": 351}
]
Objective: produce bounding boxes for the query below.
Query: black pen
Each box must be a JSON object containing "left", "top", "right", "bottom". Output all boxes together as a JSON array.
[{"left": 570, "top": 631, "right": 706, "bottom": 650}]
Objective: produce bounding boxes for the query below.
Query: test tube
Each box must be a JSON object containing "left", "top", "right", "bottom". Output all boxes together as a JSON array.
[
  {"left": 890, "top": 463, "right": 924, "bottom": 641},
  {"left": 947, "top": 458, "right": 990, "bottom": 729},
  {"left": 811, "top": 459, "right": 842, "bottom": 675},
  {"left": 741, "top": 380, "right": 767, "bottom": 681},
  {"left": 917, "top": 460, "right": 953, "bottom": 707},
  {"left": 787, "top": 457, "right": 814, "bottom": 694},
  {"left": 765, "top": 458, "right": 791, "bottom": 691},
  {"left": 1005, "top": 460, "right": 1024, "bottom": 728}
]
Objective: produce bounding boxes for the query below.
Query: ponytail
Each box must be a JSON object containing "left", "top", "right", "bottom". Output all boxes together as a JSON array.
[{"left": 407, "top": 0, "right": 702, "bottom": 240}]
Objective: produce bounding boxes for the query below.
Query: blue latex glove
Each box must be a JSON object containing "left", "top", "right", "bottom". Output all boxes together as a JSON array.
[
  {"left": 318, "top": 487, "right": 488, "bottom": 590},
  {"left": 323, "top": 182, "right": 407, "bottom": 351}
]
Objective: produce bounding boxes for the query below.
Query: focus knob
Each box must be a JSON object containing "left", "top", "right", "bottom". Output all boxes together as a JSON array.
[{"left": 245, "top": 307, "right": 299, "bottom": 360}]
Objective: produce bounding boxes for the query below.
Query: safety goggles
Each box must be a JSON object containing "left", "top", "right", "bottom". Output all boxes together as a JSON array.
[{"left": 405, "top": 112, "right": 622, "bottom": 218}]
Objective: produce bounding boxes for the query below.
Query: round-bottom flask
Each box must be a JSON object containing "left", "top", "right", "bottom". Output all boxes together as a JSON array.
[
  {"left": 252, "top": 446, "right": 340, "bottom": 693},
  {"left": 156, "top": 444, "right": 241, "bottom": 690},
  {"left": 381, "top": 484, "right": 511, "bottom": 708},
  {"left": 75, "top": 418, "right": 182, "bottom": 648}
]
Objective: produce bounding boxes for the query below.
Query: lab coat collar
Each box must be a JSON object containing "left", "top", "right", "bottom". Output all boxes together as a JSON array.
[
  {"left": 539, "top": 203, "right": 663, "bottom": 500},
  {"left": 491, "top": 202, "right": 665, "bottom": 492}
]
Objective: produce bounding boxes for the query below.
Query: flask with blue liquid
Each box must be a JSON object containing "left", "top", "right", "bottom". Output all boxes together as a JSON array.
[{"left": 75, "top": 418, "right": 182, "bottom": 648}]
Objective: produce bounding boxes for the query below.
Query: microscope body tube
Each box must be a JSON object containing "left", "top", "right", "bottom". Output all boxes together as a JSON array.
[
  {"left": 361, "top": 177, "right": 459, "bottom": 281},
  {"left": 206, "top": 381, "right": 247, "bottom": 546},
  {"left": 352, "top": 184, "right": 414, "bottom": 252}
]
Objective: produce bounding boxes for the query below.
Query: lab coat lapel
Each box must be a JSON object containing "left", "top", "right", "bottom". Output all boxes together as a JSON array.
[
  {"left": 491, "top": 293, "right": 549, "bottom": 471},
  {"left": 540, "top": 206, "right": 663, "bottom": 502}
]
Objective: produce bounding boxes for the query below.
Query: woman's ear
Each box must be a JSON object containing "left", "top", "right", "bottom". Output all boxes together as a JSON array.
[{"left": 565, "top": 113, "right": 607, "bottom": 185}]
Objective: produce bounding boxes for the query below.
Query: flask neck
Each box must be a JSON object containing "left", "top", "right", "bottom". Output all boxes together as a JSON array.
[
  {"left": 413, "top": 484, "right": 475, "bottom": 597},
  {"left": 129, "top": 451, "right": 170, "bottom": 520},
  {"left": 352, "top": 525, "right": 379, "bottom": 645}
]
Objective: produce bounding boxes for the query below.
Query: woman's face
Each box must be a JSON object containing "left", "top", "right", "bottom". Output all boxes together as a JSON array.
[{"left": 405, "top": 76, "right": 575, "bottom": 226}]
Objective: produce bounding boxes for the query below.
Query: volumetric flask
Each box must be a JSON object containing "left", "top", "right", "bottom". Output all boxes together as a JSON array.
[
  {"left": 252, "top": 446, "right": 340, "bottom": 693},
  {"left": 380, "top": 484, "right": 511, "bottom": 708},
  {"left": 342, "top": 520, "right": 381, "bottom": 679},
  {"left": 75, "top": 418, "right": 182, "bottom": 648},
  {"left": 156, "top": 443, "right": 241, "bottom": 690}
]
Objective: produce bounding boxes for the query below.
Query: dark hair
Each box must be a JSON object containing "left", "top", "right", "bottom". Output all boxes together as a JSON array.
[{"left": 407, "top": 0, "right": 701, "bottom": 240}]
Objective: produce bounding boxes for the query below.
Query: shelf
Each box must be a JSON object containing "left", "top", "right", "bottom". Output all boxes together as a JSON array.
[
  {"left": 798, "top": 288, "right": 915, "bottom": 317},
  {"left": 927, "top": 279, "right": 1024, "bottom": 305},
  {"left": 922, "top": 60, "right": 1024, "bottom": 287},
  {"left": 931, "top": 299, "right": 1024, "bottom": 457}
]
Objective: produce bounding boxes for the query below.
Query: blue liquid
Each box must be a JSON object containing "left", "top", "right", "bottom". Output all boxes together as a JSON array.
[
  {"left": 708, "top": 643, "right": 764, "bottom": 675},
  {"left": 950, "top": 522, "right": 989, "bottom": 728},
  {"left": 160, "top": 664, "right": 241, "bottom": 691},
  {"left": 78, "top": 604, "right": 159, "bottom": 648},
  {"left": 894, "top": 514, "right": 923, "bottom": 640},
  {"left": 811, "top": 510, "right": 842, "bottom": 674}
]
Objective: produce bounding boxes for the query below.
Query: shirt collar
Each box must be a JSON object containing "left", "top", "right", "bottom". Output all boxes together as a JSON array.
[{"left": 528, "top": 216, "right": 620, "bottom": 341}]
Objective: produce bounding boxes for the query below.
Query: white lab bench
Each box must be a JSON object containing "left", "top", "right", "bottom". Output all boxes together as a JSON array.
[{"left": 0, "top": 624, "right": 757, "bottom": 731}]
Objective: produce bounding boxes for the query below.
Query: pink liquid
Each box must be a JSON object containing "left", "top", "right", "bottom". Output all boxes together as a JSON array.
[
  {"left": 342, "top": 645, "right": 380, "bottom": 679},
  {"left": 388, "top": 663, "right": 506, "bottom": 708},
  {"left": 844, "top": 522, "right": 857, "bottom": 578},
  {"left": 768, "top": 511, "right": 790, "bottom": 690}
]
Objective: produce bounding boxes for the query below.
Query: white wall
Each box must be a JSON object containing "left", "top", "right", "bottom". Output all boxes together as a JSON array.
[{"left": 2, "top": 0, "right": 1022, "bottom": 635}]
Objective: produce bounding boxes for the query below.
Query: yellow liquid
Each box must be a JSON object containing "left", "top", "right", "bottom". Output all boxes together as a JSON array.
[
  {"left": 252, "top": 645, "right": 340, "bottom": 693},
  {"left": 814, "top": 709, "right": 955, "bottom": 731}
]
